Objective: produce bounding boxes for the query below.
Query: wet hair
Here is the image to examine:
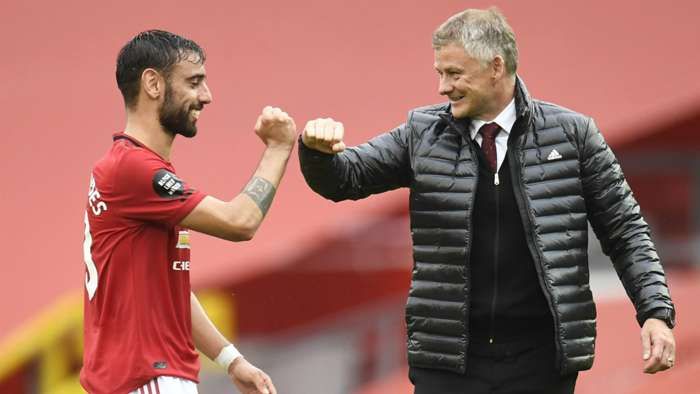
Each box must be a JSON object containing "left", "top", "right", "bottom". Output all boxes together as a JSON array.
[{"left": 115, "top": 30, "right": 205, "bottom": 108}]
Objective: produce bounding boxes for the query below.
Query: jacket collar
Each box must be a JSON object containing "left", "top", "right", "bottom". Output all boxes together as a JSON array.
[{"left": 513, "top": 75, "right": 533, "bottom": 121}]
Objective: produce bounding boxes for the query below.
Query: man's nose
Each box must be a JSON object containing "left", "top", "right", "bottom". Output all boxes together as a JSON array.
[
  {"left": 199, "top": 82, "right": 213, "bottom": 104},
  {"left": 438, "top": 76, "right": 452, "bottom": 96}
]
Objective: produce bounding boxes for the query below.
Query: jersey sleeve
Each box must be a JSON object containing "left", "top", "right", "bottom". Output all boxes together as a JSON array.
[{"left": 115, "top": 150, "right": 206, "bottom": 227}]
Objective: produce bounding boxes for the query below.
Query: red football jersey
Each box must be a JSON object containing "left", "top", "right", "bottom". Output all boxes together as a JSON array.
[{"left": 80, "top": 133, "right": 206, "bottom": 393}]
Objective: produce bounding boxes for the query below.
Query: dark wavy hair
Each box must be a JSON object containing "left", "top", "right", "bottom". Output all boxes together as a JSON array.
[{"left": 116, "top": 30, "right": 205, "bottom": 108}]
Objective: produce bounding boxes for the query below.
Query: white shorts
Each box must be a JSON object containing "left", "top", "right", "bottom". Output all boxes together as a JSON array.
[{"left": 130, "top": 376, "right": 198, "bottom": 394}]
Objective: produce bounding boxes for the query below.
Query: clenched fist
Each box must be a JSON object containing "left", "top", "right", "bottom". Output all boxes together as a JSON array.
[
  {"left": 302, "top": 118, "right": 346, "bottom": 154},
  {"left": 254, "top": 106, "right": 296, "bottom": 150}
]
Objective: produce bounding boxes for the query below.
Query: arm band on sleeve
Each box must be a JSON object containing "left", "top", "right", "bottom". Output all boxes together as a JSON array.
[{"left": 214, "top": 343, "right": 242, "bottom": 370}]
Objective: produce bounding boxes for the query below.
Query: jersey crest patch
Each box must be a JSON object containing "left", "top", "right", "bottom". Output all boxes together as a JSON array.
[{"left": 152, "top": 169, "right": 186, "bottom": 198}]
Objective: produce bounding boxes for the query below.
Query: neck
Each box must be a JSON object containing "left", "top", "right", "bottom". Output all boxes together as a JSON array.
[{"left": 123, "top": 109, "right": 175, "bottom": 160}]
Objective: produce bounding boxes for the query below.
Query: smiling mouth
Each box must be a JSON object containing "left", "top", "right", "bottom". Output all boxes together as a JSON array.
[
  {"left": 190, "top": 109, "right": 201, "bottom": 120},
  {"left": 449, "top": 95, "right": 465, "bottom": 104}
]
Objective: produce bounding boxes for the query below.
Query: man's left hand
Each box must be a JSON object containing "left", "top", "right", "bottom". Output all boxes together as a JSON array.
[
  {"left": 228, "top": 357, "right": 277, "bottom": 394},
  {"left": 641, "top": 318, "right": 676, "bottom": 374}
]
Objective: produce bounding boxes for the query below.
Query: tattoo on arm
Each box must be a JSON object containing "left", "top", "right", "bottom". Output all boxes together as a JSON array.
[{"left": 243, "top": 176, "right": 276, "bottom": 216}]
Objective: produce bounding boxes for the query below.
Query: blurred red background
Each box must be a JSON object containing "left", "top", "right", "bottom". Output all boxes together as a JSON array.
[{"left": 1, "top": 0, "right": 699, "bottom": 393}]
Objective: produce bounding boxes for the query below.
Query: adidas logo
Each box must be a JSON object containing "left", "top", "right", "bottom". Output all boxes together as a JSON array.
[{"left": 547, "top": 149, "right": 562, "bottom": 161}]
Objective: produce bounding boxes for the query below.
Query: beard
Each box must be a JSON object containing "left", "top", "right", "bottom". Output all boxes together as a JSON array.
[{"left": 159, "top": 86, "right": 200, "bottom": 138}]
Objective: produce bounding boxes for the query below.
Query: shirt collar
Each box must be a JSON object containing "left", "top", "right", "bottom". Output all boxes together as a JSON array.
[{"left": 469, "top": 98, "right": 516, "bottom": 140}]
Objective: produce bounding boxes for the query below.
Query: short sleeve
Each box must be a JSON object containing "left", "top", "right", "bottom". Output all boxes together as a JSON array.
[{"left": 115, "top": 150, "right": 206, "bottom": 227}]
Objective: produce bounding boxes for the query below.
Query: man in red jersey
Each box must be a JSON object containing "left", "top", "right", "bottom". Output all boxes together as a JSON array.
[{"left": 81, "top": 30, "right": 293, "bottom": 394}]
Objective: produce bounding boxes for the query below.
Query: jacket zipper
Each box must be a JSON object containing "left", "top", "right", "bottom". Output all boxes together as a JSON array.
[
  {"left": 446, "top": 117, "right": 479, "bottom": 370},
  {"left": 465, "top": 137, "right": 479, "bottom": 362},
  {"left": 508, "top": 135, "right": 563, "bottom": 369},
  {"left": 489, "top": 171, "right": 500, "bottom": 344}
]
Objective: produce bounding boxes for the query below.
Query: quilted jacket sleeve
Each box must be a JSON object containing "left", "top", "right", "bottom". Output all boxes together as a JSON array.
[
  {"left": 298, "top": 123, "right": 412, "bottom": 202},
  {"left": 579, "top": 117, "right": 675, "bottom": 327}
]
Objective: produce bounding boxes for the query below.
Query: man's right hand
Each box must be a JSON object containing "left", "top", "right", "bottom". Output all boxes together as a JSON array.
[
  {"left": 302, "top": 118, "right": 346, "bottom": 154},
  {"left": 228, "top": 357, "right": 277, "bottom": 394},
  {"left": 254, "top": 106, "right": 296, "bottom": 150}
]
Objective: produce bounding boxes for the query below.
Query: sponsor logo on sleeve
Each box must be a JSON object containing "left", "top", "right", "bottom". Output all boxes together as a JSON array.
[{"left": 152, "top": 169, "right": 187, "bottom": 198}]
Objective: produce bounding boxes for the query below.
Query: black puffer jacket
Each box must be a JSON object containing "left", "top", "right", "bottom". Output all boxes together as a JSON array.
[{"left": 299, "top": 78, "right": 675, "bottom": 375}]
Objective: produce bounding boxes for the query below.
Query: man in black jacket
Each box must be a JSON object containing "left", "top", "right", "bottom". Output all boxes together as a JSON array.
[{"left": 299, "top": 8, "right": 676, "bottom": 394}]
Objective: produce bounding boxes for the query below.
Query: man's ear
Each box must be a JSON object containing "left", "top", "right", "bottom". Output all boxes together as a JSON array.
[
  {"left": 491, "top": 56, "right": 506, "bottom": 80},
  {"left": 141, "top": 68, "right": 163, "bottom": 100}
]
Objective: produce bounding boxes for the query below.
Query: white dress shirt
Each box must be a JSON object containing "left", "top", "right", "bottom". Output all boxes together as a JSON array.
[{"left": 469, "top": 98, "right": 517, "bottom": 174}]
